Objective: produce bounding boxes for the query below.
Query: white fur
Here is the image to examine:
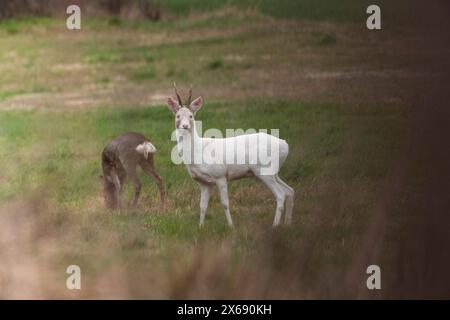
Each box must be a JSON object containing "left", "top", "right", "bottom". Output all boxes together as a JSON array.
[
  {"left": 169, "top": 96, "right": 294, "bottom": 227},
  {"left": 136, "top": 141, "right": 156, "bottom": 159}
]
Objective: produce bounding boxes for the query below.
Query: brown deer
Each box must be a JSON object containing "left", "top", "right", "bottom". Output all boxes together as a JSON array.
[{"left": 100, "top": 132, "right": 165, "bottom": 210}]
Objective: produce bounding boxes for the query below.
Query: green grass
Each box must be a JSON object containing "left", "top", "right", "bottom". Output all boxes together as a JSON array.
[
  {"left": 207, "top": 57, "right": 225, "bottom": 70},
  {"left": 0, "top": 16, "right": 52, "bottom": 34},
  {"left": 0, "top": 89, "right": 26, "bottom": 101},
  {"left": 313, "top": 32, "right": 337, "bottom": 46},
  {"left": 85, "top": 51, "right": 123, "bottom": 64},
  {"left": 0, "top": 100, "right": 408, "bottom": 298},
  {"left": 131, "top": 64, "right": 157, "bottom": 80}
]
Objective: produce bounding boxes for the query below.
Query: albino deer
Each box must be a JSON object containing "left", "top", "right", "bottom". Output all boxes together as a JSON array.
[
  {"left": 166, "top": 85, "right": 294, "bottom": 227},
  {"left": 100, "top": 132, "right": 165, "bottom": 210}
]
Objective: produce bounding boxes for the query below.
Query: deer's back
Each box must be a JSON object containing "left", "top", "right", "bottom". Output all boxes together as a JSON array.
[{"left": 102, "top": 132, "right": 151, "bottom": 170}]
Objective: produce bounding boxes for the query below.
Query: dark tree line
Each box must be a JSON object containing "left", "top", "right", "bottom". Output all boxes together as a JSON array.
[{"left": 0, "top": 0, "right": 160, "bottom": 20}]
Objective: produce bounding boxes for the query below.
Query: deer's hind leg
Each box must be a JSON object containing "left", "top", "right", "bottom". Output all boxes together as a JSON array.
[
  {"left": 276, "top": 175, "right": 294, "bottom": 225},
  {"left": 216, "top": 178, "right": 233, "bottom": 227},
  {"left": 109, "top": 170, "right": 123, "bottom": 211},
  {"left": 117, "top": 166, "right": 127, "bottom": 194},
  {"left": 140, "top": 155, "right": 165, "bottom": 208},
  {"left": 122, "top": 162, "right": 141, "bottom": 207},
  {"left": 256, "top": 174, "right": 286, "bottom": 227}
]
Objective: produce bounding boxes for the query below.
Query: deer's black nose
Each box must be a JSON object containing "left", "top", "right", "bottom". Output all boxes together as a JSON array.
[{"left": 182, "top": 124, "right": 189, "bottom": 129}]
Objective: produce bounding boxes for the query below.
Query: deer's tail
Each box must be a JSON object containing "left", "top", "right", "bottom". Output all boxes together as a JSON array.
[{"left": 136, "top": 141, "right": 156, "bottom": 159}]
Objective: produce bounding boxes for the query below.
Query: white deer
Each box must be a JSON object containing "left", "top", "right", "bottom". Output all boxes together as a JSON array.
[{"left": 166, "top": 85, "right": 294, "bottom": 227}]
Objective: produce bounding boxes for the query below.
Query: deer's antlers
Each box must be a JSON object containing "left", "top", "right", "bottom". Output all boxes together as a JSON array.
[
  {"left": 188, "top": 84, "right": 193, "bottom": 105},
  {"left": 173, "top": 83, "right": 194, "bottom": 106},
  {"left": 173, "top": 82, "right": 183, "bottom": 106}
]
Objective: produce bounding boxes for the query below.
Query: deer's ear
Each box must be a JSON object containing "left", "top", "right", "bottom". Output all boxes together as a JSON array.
[
  {"left": 189, "top": 96, "right": 203, "bottom": 113},
  {"left": 167, "top": 97, "right": 181, "bottom": 114}
]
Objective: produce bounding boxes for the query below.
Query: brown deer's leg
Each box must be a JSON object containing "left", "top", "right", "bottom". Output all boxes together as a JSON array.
[
  {"left": 110, "top": 171, "right": 123, "bottom": 211},
  {"left": 140, "top": 156, "right": 165, "bottom": 208},
  {"left": 117, "top": 166, "right": 127, "bottom": 195},
  {"left": 123, "top": 163, "right": 141, "bottom": 207}
]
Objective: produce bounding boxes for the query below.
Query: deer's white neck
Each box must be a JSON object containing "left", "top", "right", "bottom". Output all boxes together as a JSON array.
[{"left": 176, "top": 121, "right": 203, "bottom": 165}]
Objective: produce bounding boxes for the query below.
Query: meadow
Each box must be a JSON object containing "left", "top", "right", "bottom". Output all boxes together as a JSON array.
[{"left": 0, "top": 1, "right": 418, "bottom": 298}]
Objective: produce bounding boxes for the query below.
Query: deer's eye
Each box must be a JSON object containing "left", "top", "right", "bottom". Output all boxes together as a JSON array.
[
  {"left": 176, "top": 115, "right": 180, "bottom": 119},
  {"left": 189, "top": 115, "right": 193, "bottom": 119}
]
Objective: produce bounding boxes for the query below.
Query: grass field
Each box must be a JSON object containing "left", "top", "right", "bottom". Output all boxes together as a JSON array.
[{"left": 0, "top": 1, "right": 421, "bottom": 298}]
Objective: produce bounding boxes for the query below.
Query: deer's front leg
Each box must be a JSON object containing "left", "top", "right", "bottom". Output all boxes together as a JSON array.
[
  {"left": 199, "top": 183, "right": 212, "bottom": 227},
  {"left": 216, "top": 178, "right": 233, "bottom": 227}
]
